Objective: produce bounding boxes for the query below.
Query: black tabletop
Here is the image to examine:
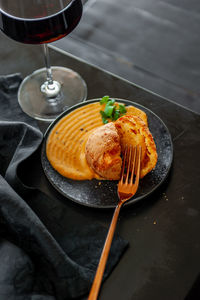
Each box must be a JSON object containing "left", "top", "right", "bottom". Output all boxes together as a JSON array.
[{"left": 1, "top": 32, "right": 200, "bottom": 300}]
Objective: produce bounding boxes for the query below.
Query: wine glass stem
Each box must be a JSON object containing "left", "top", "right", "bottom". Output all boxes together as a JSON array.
[
  {"left": 43, "top": 43, "right": 53, "bottom": 85},
  {"left": 41, "top": 44, "right": 61, "bottom": 98}
]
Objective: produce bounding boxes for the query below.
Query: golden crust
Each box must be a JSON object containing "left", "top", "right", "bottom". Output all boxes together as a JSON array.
[
  {"left": 85, "top": 122, "right": 122, "bottom": 180},
  {"left": 126, "top": 105, "right": 148, "bottom": 126},
  {"left": 115, "top": 115, "right": 157, "bottom": 178}
]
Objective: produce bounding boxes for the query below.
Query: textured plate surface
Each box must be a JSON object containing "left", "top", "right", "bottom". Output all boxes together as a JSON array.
[{"left": 41, "top": 99, "right": 173, "bottom": 208}]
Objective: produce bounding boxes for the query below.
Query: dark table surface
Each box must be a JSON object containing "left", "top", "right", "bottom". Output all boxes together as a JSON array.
[
  {"left": 1, "top": 32, "right": 200, "bottom": 300},
  {"left": 56, "top": 0, "right": 200, "bottom": 114}
]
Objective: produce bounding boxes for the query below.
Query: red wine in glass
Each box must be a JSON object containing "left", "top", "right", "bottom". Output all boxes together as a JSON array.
[
  {"left": 0, "top": 0, "right": 87, "bottom": 121},
  {"left": 0, "top": 0, "right": 83, "bottom": 44}
]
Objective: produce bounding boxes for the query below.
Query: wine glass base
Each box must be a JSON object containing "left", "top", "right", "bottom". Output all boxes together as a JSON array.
[{"left": 18, "top": 66, "right": 87, "bottom": 122}]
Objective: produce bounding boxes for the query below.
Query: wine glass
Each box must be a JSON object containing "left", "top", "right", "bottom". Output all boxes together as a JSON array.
[{"left": 0, "top": 0, "right": 87, "bottom": 121}]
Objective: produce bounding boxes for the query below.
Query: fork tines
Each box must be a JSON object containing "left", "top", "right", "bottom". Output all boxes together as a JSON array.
[{"left": 120, "top": 145, "right": 141, "bottom": 184}]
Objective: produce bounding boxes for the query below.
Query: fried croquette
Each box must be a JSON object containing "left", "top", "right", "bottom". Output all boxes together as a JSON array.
[
  {"left": 85, "top": 122, "right": 122, "bottom": 180},
  {"left": 85, "top": 114, "right": 157, "bottom": 179}
]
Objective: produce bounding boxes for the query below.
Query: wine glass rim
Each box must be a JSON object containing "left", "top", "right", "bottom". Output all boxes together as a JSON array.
[{"left": 0, "top": 0, "right": 79, "bottom": 21}]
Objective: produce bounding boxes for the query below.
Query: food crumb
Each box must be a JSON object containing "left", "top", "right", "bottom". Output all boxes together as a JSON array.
[
  {"left": 153, "top": 220, "right": 157, "bottom": 225},
  {"left": 98, "top": 182, "right": 101, "bottom": 185},
  {"left": 163, "top": 192, "right": 169, "bottom": 201}
]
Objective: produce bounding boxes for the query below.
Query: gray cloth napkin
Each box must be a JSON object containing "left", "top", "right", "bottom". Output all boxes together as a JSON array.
[{"left": 0, "top": 74, "right": 128, "bottom": 300}]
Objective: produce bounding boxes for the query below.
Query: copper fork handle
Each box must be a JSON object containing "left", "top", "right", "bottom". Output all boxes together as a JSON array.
[{"left": 88, "top": 201, "right": 123, "bottom": 300}]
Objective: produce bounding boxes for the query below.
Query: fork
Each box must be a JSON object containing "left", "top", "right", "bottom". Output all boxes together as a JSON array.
[{"left": 88, "top": 145, "right": 142, "bottom": 300}]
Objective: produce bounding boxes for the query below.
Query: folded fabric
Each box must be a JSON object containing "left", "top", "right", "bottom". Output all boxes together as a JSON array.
[{"left": 0, "top": 74, "right": 128, "bottom": 300}]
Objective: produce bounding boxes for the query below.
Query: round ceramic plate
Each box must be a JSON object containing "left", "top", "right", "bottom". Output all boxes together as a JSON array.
[{"left": 41, "top": 99, "right": 173, "bottom": 208}]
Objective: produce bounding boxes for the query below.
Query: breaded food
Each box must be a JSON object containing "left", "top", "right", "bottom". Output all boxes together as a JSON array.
[
  {"left": 85, "top": 115, "right": 157, "bottom": 180},
  {"left": 126, "top": 105, "right": 148, "bottom": 126},
  {"left": 115, "top": 115, "right": 157, "bottom": 178},
  {"left": 85, "top": 122, "right": 122, "bottom": 180}
]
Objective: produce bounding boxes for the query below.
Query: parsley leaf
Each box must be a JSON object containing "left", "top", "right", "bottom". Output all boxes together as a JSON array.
[
  {"left": 113, "top": 109, "right": 120, "bottom": 120},
  {"left": 99, "top": 96, "right": 127, "bottom": 123},
  {"left": 104, "top": 102, "right": 114, "bottom": 117},
  {"left": 100, "top": 95, "right": 110, "bottom": 104},
  {"left": 100, "top": 110, "right": 109, "bottom": 124},
  {"left": 119, "top": 103, "right": 126, "bottom": 114}
]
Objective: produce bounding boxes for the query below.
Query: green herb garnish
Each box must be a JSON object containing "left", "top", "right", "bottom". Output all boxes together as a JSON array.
[
  {"left": 100, "top": 95, "right": 110, "bottom": 104},
  {"left": 113, "top": 109, "right": 120, "bottom": 121},
  {"left": 119, "top": 103, "right": 126, "bottom": 114},
  {"left": 99, "top": 96, "right": 127, "bottom": 124},
  {"left": 100, "top": 110, "right": 109, "bottom": 124}
]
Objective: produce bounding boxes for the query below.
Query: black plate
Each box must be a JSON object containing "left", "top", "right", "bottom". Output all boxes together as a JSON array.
[{"left": 41, "top": 99, "right": 173, "bottom": 208}]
